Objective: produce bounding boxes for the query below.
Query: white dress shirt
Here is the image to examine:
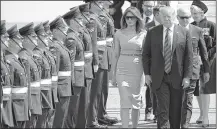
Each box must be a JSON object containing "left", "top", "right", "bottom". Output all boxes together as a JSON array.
[
  {"left": 143, "top": 14, "right": 153, "bottom": 24},
  {"left": 163, "top": 24, "right": 174, "bottom": 55}
]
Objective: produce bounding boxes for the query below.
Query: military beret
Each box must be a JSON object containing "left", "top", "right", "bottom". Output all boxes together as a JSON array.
[
  {"left": 50, "top": 16, "right": 68, "bottom": 30},
  {"left": 19, "top": 22, "right": 37, "bottom": 36},
  {"left": 63, "top": 6, "right": 81, "bottom": 19},
  {"left": 79, "top": 3, "right": 90, "bottom": 12},
  {"left": 1, "top": 20, "right": 7, "bottom": 35},
  {"left": 192, "top": 0, "right": 208, "bottom": 14},
  {"left": 43, "top": 20, "right": 49, "bottom": 29},
  {"left": 34, "top": 23, "right": 46, "bottom": 35},
  {"left": 7, "top": 24, "right": 23, "bottom": 38}
]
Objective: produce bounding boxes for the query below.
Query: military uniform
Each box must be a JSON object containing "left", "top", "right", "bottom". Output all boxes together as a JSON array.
[
  {"left": 0, "top": 21, "right": 14, "bottom": 128},
  {"left": 19, "top": 22, "right": 54, "bottom": 128},
  {"left": 63, "top": 7, "right": 87, "bottom": 128},
  {"left": 7, "top": 24, "right": 43, "bottom": 128},
  {"left": 88, "top": 1, "right": 118, "bottom": 126},
  {"left": 42, "top": 20, "right": 60, "bottom": 128},
  {"left": 33, "top": 23, "right": 59, "bottom": 128},
  {"left": 49, "top": 16, "right": 73, "bottom": 128},
  {"left": 5, "top": 49, "right": 29, "bottom": 128}
]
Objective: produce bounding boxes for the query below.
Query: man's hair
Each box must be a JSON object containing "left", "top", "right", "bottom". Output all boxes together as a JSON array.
[
  {"left": 153, "top": 7, "right": 160, "bottom": 16},
  {"left": 159, "top": 6, "right": 176, "bottom": 17}
]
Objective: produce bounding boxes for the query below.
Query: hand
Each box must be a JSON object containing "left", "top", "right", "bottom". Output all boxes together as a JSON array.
[
  {"left": 93, "top": 65, "right": 99, "bottom": 73},
  {"left": 145, "top": 75, "right": 152, "bottom": 87},
  {"left": 133, "top": 58, "right": 139, "bottom": 64},
  {"left": 109, "top": 8, "right": 116, "bottom": 15},
  {"left": 203, "top": 72, "right": 210, "bottom": 83},
  {"left": 182, "top": 78, "right": 190, "bottom": 89}
]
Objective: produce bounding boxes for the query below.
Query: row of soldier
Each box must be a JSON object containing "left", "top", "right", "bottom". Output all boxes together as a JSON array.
[{"left": 1, "top": 1, "right": 118, "bottom": 128}]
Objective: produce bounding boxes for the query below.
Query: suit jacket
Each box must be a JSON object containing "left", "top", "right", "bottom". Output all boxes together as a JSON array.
[
  {"left": 142, "top": 24, "right": 193, "bottom": 92},
  {"left": 145, "top": 21, "right": 156, "bottom": 30},
  {"left": 188, "top": 24, "right": 209, "bottom": 79}
]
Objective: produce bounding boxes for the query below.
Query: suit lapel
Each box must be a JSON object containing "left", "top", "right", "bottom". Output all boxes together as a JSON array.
[
  {"left": 172, "top": 25, "right": 178, "bottom": 53},
  {"left": 159, "top": 25, "right": 163, "bottom": 55}
]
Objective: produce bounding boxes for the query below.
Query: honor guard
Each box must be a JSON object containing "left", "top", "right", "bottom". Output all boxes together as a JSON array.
[
  {"left": 0, "top": 20, "right": 14, "bottom": 128},
  {"left": 88, "top": 1, "right": 118, "bottom": 127},
  {"left": 3, "top": 25, "right": 30, "bottom": 128},
  {"left": 42, "top": 20, "right": 59, "bottom": 128},
  {"left": 62, "top": 8, "right": 87, "bottom": 128},
  {"left": 7, "top": 24, "right": 43, "bottom": 128},
  {"left": 19, "top": 22, "right": 53, "bottom": 128},
  {"left": 34, "top": 23, "right": 58, "bottom": 128},
  {"left": 49, "top": 16, "right": 73, "bottom": 128}
]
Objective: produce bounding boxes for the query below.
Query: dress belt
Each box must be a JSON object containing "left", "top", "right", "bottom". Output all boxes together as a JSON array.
[{"left": 120, "top": 53, "right": 142, "bottom": 56}]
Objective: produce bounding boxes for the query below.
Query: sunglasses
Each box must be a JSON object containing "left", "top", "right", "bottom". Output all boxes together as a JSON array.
[
  {"left": 178, "top": 16, "right": 191, "bottom": 20},
  {"left": 125, "top": 16, "right": 137, "bottom": 20}
]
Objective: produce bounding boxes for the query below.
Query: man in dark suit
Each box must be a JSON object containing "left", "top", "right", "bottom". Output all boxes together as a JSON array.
[
  {"left": 142, "top": 6, "right": 193, "bottom": 128},
  {"left": 176, "top": 8, "right": 210, "bottom": 129},
  {"left": 144, "top": 6, "right": 161, "bottom": 122}
]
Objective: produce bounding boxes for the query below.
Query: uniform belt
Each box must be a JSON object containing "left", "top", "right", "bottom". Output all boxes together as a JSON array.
[
  {"left": 30, "top": 81, "right": 40, "bottom": 87},
  {"left": 40, "top": 79, "right": 52, "bottom": 85},
  {"left": 3, "top": 87, "right": 12, "bottom": 95},
  {"left": 106, "top": 38, "right": 113, "bottom": 42},
  {"left": 120, "top": 53, "right": 142, "bottom": 56},
  {"left": 12, "top": 87, "right": 28, "bottom": 94},
  {"left": 52, "top": 76, "right": 58, "bottom": 81},
  {"left": 74, "top": 61, "right": 85, "bottom": 66},
  {"left": 85, "top": 52, "right": 93, "bottom": 58},
  {"left": 97, "top": 40, "right": 107, "bottom": 46},
  {"left": 58, "top": 71, "right": 71, "bottom": 76}
]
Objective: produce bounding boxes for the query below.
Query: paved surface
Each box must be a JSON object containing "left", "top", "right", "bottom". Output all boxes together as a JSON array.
[{"left": 106, "top": 86, "right": 216, "bottom": 128}]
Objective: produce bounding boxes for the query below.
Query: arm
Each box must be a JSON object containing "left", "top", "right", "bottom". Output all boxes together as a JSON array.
[
  {"left": 198, "top": 29, "right": 210, "bottom": 73},
  {"left": 142, "top": 29, "right": 151, "bottom": 75},
  {"left": 183, "top": 30, "right": 193, "bottom": 79},
  {"left": 113, "top": 31, "right": 120, "bottom": 74}
]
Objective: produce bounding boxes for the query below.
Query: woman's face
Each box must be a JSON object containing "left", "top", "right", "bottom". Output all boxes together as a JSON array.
[{"left": 125, "top": 12, "right": 137, "bottom": 27}]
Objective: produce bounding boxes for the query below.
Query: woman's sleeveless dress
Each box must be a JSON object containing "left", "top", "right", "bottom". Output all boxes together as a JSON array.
[{"left": 116, "top": 30, "right": 146, "bottom": 109}]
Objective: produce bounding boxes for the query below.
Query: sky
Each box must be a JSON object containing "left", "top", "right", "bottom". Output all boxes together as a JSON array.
[{"left": 1, "top": 1, "right": 85, "bottom": 23}]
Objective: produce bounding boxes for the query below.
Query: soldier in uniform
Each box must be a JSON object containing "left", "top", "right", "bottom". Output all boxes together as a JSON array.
[
  {"left": 42, "top": 20, "right": 59, "bottom": 128},
  {"left": 19, "top": 22, "right": 53, "bottom": 128},
  {"left": 0, "top": 20, "right": 14, "bottom": 128},
  {"left": 7, "top": 24, "right": 42, "bottom": 128},
  {"left": 49, "top": 16, "right": 74, "bottom": 128},
  {"left": 88, "top": 0, "right": 118, "bottom": 126},
  {"left": 3, "top": 25, "right": 30, "bottom": 128},
  {"left": 34, "top": 23, "right": 58, "bottom": 128},
  {"left": 62, "top": 7, "right": 87, "bottom": 128},
  {"left": 190, "top": 0, "right": 216, "bottom": 126}
]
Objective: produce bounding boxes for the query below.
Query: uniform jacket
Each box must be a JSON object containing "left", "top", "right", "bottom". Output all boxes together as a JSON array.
[
  {"left": 142, "top": 24, "right": 193, "bottom": 92},
  {"left": 191, "top": 17, "right": 216, "bottom": 62},
  {"left": 1, "top": 58, "right": 14, "bottom": 127},
  {"left": 188, "top": 24, "right": 209, "bottom": 79},
  {"left": 5, "top": 50, "right": 29, "bottom": 122},
  {"left": 50, "top": 29, "right": 73, "bottom": 97}
]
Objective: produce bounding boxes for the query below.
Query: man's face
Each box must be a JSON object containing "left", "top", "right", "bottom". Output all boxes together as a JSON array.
[
  {"left": 160, "top": 9, "right": 175, "bottom": 28},
  {"left": 142, "top": 1, "right": 154, "bottom": 16},
  {"left": 1, "top": 33, "right": 10, "bottom": 47},
  {"left": 190, "top": 9, "right": 203, "bottom": 23},
  {"left": 154, "top": 11, "right": 161, "bottom": 23},
  {"left": 177, "top": 10, "right": 191, "bottom": 27}
]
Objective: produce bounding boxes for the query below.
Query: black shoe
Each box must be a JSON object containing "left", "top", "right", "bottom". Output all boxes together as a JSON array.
[
  {"left": 86, "top": 124, "right": 108, "bottom": 128},
  {"left": 98, "top": 118, "right": 110, "bottom": 125},
  {"left": 145, "top": 113, "right": 154, "bottom": 121},
  {"left": 103, "top": 116, "right": 118, "bottom": 125}
]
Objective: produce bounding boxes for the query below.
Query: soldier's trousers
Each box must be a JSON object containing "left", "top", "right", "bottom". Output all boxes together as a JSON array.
[
  {"left": 46, "top": 103, "right": 57, "bottom": 128},
  {"left": 25, "top": 114, "right": 38, "bottom": 128},
  {"left": 76, "top": 79, "right": 92, "bottom": 128},
  {"left": 97, "top": 70, "right": 109, "bottom": 119},
  {"left": 16, "top": 121, "right": 26, "bottom": 128},
  {"left": 86, "top": 68, "right": 108, "bottom": 126},
  {"left": 181, "top": 79, "right": 197, "bottom": 128},
  {"left": 52, "top": 96, "right": 70, "bottom": 128},
  {"left": 36, "top": 108, "right": 50, "bottom": 128}
]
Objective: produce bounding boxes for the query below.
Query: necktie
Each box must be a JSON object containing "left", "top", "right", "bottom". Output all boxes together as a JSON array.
[
  {"left": 145, "top": 17, "right": 150, "bottom": 23},
  {"left": 164, "top": 28, "right": 172, "bottom": 73}
]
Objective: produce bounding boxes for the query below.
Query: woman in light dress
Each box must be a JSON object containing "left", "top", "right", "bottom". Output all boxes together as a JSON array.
[{"left": 113, "top": 6, "right": 146, "bottom": 128}]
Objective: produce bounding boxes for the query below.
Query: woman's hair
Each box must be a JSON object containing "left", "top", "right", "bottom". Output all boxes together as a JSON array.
[{"left": 120, "top": 6, "right": 144, "bottom": 33}]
